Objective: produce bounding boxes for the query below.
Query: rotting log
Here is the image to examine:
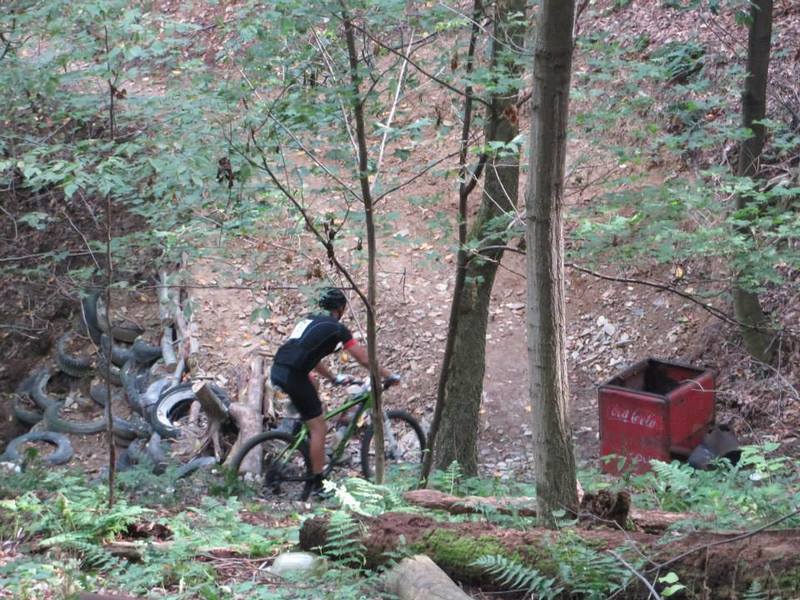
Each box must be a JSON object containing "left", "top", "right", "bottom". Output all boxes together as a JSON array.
[
  {"left": 403, "top": 489, "right": 701, "bottom": 534},
  {"left": 223, "top": 354, "right": 264, "bottom": 472},
  {"left": 384, "top": 554, "right": 471, "bottom": 600},
  {"left": 299, "top": 512, "right": 800, "bottom": 598},
  {"left": 78, "top": 592, "right": 142, "bottom": 600}
]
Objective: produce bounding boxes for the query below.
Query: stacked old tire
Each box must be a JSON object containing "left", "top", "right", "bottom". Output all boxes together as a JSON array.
[{"left": 1, "top": 292, "right": 230, "bottom": 480}]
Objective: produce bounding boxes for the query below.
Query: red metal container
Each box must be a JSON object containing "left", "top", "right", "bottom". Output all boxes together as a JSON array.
[{"left": 598, "top": 359, "right": 715, "bottom": 474}]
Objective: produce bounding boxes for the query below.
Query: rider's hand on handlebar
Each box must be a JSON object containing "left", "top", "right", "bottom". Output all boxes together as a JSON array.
[
  {"left": 333, "top": 373, "right": 355, "bottom": 386},
  {"left": 383, "top": 374, "right": 401, "bottom": 389}
]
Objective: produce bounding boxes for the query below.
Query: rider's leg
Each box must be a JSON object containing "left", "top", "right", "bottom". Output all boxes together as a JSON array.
[{"left": 306, "top": 415, "right": 327, "bottom": 475}]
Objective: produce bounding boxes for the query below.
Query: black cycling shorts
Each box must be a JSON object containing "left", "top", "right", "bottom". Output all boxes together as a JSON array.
[{"left": 270, "top": 364, "right": 322, "bottom": 421}]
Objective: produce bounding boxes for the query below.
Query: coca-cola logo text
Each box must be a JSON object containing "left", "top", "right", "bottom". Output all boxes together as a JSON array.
[{"left": 609, "top": 405, "right": 658, "bottom": 429}]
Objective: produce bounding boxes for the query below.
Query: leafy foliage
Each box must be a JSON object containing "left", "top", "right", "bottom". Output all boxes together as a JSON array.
[
  {"left": 605, "top": 444, "right": 800, "bottom": 529},
  {"left": 0, "top": 474, "right": 146, "bottom": 569},
  {"left": 570, "top": 6, "right": 800, "bottom": 300},
  {"left": 323, "top": 510, "right": 366, "bottom": 569},
  {"left": 547, "top": 531, "right": 634, "bottom": 599},
  {"left": 472, "top": 554, "right": 561, "bottom": 598}
]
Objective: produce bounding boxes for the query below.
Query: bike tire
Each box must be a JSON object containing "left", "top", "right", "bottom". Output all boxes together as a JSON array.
[
  {"left": 229, "top": 431, "right": 311, "bottom": 500},
  {"left": 360, "top": 409, "right": 426, "bottom": 482}
]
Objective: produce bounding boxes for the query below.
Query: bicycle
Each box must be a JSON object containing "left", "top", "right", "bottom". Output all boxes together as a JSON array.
[{"left": 228, "top": 378, "right": 426, "bottom": 500}]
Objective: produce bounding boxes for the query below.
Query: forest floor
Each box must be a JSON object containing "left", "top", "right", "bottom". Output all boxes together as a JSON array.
[{"left": 2, "top": 0, "right": 799, "bottom": 485}]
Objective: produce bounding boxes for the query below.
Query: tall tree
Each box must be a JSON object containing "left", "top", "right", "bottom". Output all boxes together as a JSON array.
[
  {"left": 525, "top": 0, "right": 578, "bottom": 526},
  {"left": 429, "top": 0, "right": 527, "bottom": 477},
  {"left": 732, "top": 0, "right": 775, "bottom": 364}
]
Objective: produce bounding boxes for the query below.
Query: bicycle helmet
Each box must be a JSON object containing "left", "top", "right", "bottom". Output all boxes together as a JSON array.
[{"left": 319, "top": 288, "right": 347, "bottom": 311}]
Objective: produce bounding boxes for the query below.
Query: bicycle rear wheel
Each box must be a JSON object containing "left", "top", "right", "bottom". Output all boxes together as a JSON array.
[
  {"left": 360, "top": 409, "right": 425, "bottom": 482},
  {"left": 229, "top": 431, "right": 311, "bottom": 500}
]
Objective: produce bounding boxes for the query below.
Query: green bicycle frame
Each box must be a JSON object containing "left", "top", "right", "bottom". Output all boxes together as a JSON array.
[{"left": 279, "top": 389, "right": 374, "bottom": 478}]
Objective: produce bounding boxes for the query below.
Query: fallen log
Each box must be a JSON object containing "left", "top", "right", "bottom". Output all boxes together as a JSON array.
[
  {"left": 384, "top": 554, "right": 471, "bottom": 600},
  {"left": 78, "top": 592, "right": 142, "bottom": 600},
  {"left": 299, "top": 512, "right": 800, "bottom": 598},
  {"left": 403, "top": 489, "right": 703, "bottom": 533},
  {"left": 223, "top": 354, "right": 264, "bottom": 473}
]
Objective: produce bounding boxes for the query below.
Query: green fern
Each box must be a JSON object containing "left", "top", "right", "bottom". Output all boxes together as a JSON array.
[
  {"left": 547, "top": 532, "right": 633, "bottom": 599},
  {"left": 339, "top": 477, "right": 405, "bottom": 515},
  {"left": 323, "top": 511, "right": 366, "bottom": 569},
  {"left": 472, "top": 554, "right": 561, "bottom": 599},
  {"left": 431, "top": 461, "right": 463, "bottom": 495},
  {"left": 742, "top": 580, "right": 769, "bottom": 600}
]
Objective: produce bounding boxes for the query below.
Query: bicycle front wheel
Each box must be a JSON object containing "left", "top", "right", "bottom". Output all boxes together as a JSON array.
[
  {"left": 229, "top": 431, "right": 311, "bottom": 499},
  {"left": 360, "top": 410, "right": 426, "bottom": 482}
]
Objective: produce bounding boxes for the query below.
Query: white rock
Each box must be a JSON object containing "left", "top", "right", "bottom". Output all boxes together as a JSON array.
[{"left": 269, "top": 552, "right": 327, "bottom": 577}]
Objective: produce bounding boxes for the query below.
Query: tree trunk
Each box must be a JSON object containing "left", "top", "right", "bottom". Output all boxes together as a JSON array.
[
  {"left": 433, "top": 0, "right": 526, "bottom": 476},
  {"left": 299, "top": 512, "right": 800, "bottom": 598},
  {"left": 421, "top": 0, "right": 482, "bottom": 484},
  {"left": 525, "top": 0, "right": 578, "bottom": 525},
  {"left": 343, "top": 10, "right": 385, "bottom": 482},
  {"left": 733, "top": 0, "right": 774, "bottom": 364}
]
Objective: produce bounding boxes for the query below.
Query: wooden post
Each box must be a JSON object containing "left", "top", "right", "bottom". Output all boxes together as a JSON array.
[{"left": 224, "top": 354, "right": 264, "bottom": 473}]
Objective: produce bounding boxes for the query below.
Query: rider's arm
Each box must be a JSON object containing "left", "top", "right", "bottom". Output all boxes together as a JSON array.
[
  {"left": 347, "top": 342, "right": 391, "bottom": 379},
  {"left": 313, "top": 360, "right": 336, "bottom": 383}
]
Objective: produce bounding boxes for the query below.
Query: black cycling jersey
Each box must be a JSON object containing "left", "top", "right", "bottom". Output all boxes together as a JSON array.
[{"left": 273, "top": 314, "right": 355, "bottom": 374}]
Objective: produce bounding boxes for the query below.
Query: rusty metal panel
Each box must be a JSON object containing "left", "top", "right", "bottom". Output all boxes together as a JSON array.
[{"left": 599, "top": 359, "right": 715, "bottom": 474}]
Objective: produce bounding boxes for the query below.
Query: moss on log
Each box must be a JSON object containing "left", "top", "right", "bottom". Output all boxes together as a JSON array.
[{"left": 299, "top": 512, "right": 800, "bottom": 598}]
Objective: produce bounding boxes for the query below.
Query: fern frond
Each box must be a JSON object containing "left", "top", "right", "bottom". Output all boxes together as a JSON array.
[
  {"left": 324, "top": 511, "right": 366, "bottom": 569},
  {"left": 340, "top": 478, "right": 404, "bottom": 515},
  {"left": 472, "top": 555, "right": 561, "bottom": 599},
  {"left": 742, "top": 580, "right": 768, "bottom": 600}
]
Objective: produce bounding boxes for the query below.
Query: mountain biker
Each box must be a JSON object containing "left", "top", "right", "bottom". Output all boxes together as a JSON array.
[{"left": 270, "top": 287, "right": 398, "bottom": 498}]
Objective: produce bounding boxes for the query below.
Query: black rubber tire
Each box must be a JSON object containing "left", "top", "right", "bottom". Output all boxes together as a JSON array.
[
  {"left": 148, "top": 383, "right": 195, "bottom": 439},
  {"left": 44, "top": 401, "right": 106, "bottom": 435},
  {"left": 175, "top": 456, "right": 217, "bottom": 479},
  {"left": 112, "top": 413, "right": 152, "bottom": 440},
  {"left": 94, "top": 296, "right": 144, "bottom": 342},
  {"left": 12, "top": 393, "right": 43, "bottom": 426},
  {"left": 121, "top": 359, "right": 151, "bottom": 415},
  {"left": 132, "top": 338, "right": 162, "bottom": 365},
  {"left": 1, "top": 431, "right": 73, "bottom": 465},
  {"left": 56, "top": 333, "right": 94, "bottom": 378},
  {"left": 80, "top": 293, "right": 103, "bottom": 345},
  {"left": 149, "top": 383, "right": 231, "bottom": 439},
  {"left": 146, "top": 432, "right": 169, "bottom": 474},
  {"left": 228, "top": 431, "right": 312, "bottom": 500},
  {"left": 125, "top": 438, "right": 146, "bottom": 464},
  {"left": 112, "top": 323, "right": 145, "bottom": 343},
  {"left": 100, "top": 334, "right": 133, "bottom": 367},
  {"left": 89, "top": 383, "right": 125, "bottom": 407},
  {"left": 115, "top": 449, "right": 134, "bottom": 472},
  {"left": 360, "top": 409, "right": 426, "bottom": 481},
  {"left": 139, "top": 378, "right": 173, "bottom": 415},
  {"left": 30, "top": 369, "right": 61, "bottom": 410},
  {"left": 96, "top": 355, "right": 123, "bottom": 386}
]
